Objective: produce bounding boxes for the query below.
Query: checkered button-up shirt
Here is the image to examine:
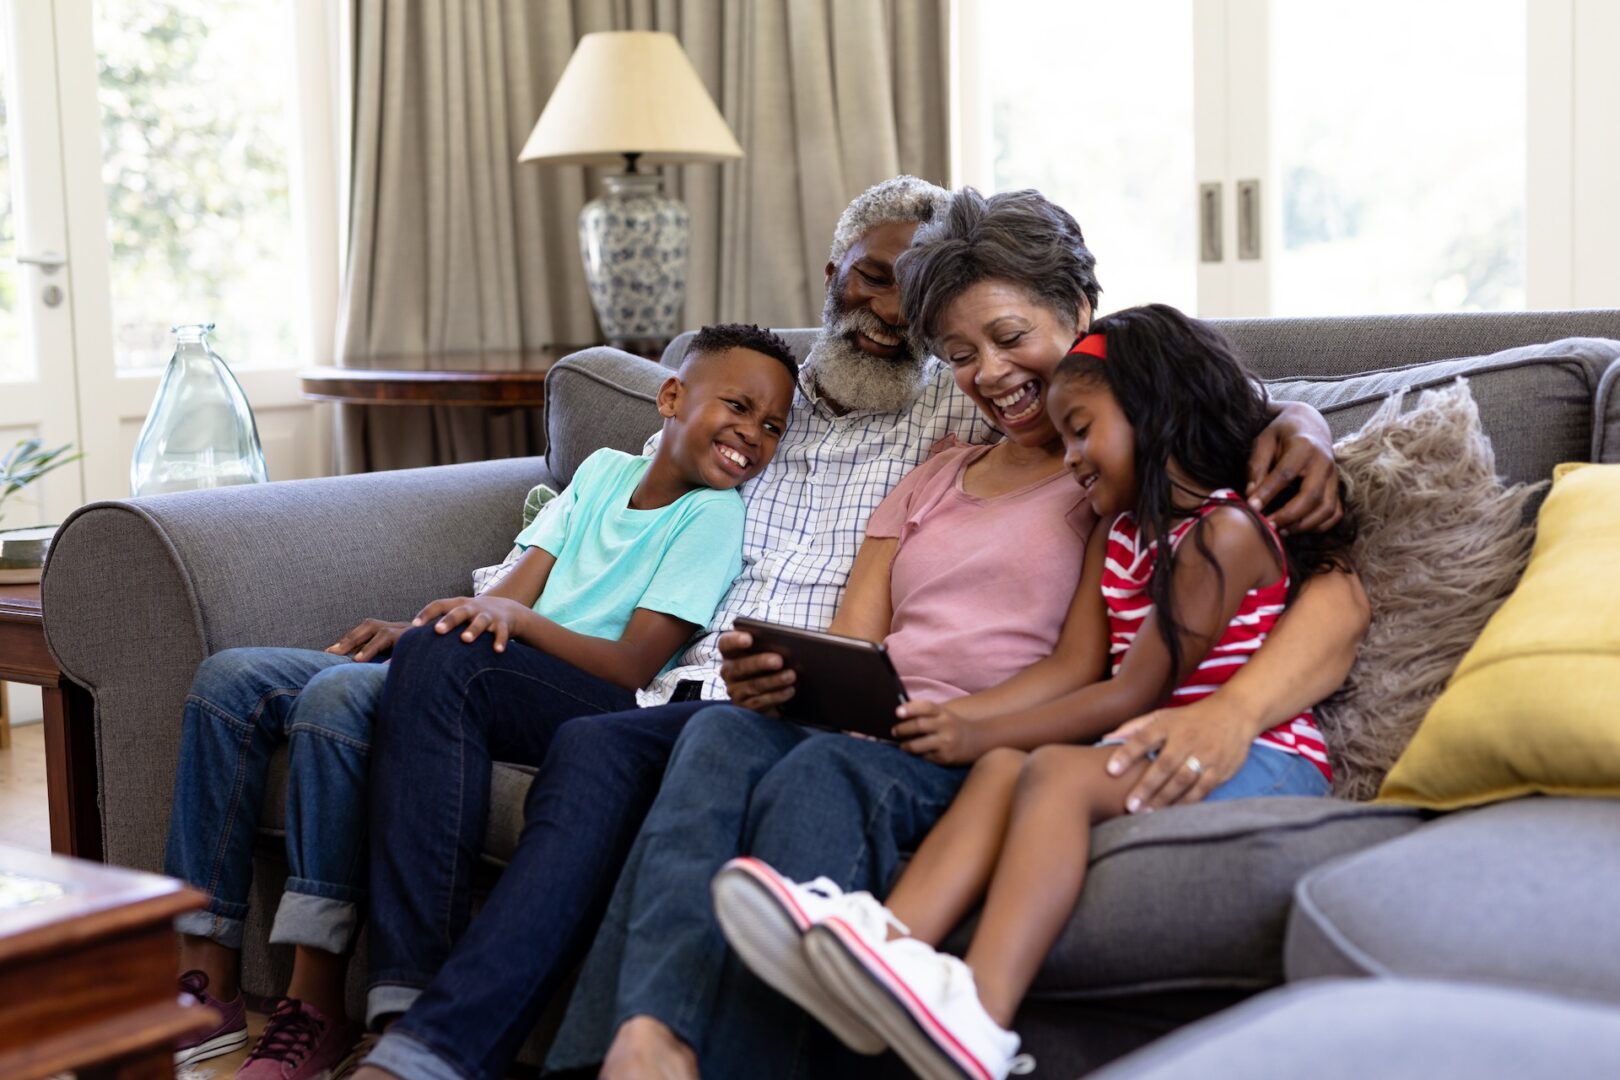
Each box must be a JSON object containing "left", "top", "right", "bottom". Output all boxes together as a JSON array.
[{"left": 639, "top": 358, "right": 998, "bottom": 705}]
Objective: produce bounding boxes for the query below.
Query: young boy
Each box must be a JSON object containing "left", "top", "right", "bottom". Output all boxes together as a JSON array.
[
  {"left": 414, "top": 322, "right": 799, "bottom": 687},
  {"left": 168, "top": 322, "right": 796, "bottom": 1079}
]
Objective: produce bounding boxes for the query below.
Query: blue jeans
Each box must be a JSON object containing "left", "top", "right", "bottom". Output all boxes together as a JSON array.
[
  {"left": 546, "top": 718, "right": 1330, "bottom": 1078},
  {"left": 1098, "top": 738, "right": 1331, "bottom": 799},
  {"left": 362, "top": 626, "right": 710, "bottom": 1080},
  {"left": 1208, "top": 743, "right": 1332, "bottom": 799},
  {"left": 545, "top": 704, "right": 971, "bottom": 1079},
  {"left": 164, "top": 646, "right": 384, "bottom": 953}
]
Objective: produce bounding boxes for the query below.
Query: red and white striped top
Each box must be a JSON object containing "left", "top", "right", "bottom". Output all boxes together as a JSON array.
[{"left": 1101, "top": 489, "right": 1331, "bottom": 780}]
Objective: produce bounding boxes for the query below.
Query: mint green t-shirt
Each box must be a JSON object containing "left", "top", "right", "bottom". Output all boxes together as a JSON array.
[{"left": 516, "top": 448, "right": 744, "bottom": 670}]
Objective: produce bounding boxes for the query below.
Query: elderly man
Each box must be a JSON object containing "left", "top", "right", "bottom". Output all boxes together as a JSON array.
[{"left": 356, "top": 177, "right": 1349, "bottom": 1080}]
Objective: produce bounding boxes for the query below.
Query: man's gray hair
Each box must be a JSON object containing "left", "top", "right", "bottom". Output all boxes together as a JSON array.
[{"left": 828, "top": 175, "right": 950, "bottom": 266}]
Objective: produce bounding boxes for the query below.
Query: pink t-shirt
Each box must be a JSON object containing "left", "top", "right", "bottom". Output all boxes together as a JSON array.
[{"left": 866, "top": 442, "right": 1095, "bottom": 702}]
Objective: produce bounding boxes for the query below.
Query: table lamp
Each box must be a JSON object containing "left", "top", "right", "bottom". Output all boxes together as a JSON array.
[{"left": 520, "top": 31, "right": 744, "bottom": 354}]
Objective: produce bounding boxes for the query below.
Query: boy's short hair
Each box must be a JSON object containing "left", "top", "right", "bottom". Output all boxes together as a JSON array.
[{"left": 682, "top": 323, "right": 799, "bottom": 382}]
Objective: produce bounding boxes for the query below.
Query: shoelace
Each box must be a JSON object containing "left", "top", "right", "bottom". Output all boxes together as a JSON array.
[
  {"left": 845, "top": 889, "right": 911, "bottom": 938},
  {"left": 1009, "top": 1054, "right": 1036, "bottom": 1074},
  {"left": 804, "top": 878, "right": 912, "bottom": 939},
  {"left": 244, "top": 998, "right": 325, "bottom": 1066}
]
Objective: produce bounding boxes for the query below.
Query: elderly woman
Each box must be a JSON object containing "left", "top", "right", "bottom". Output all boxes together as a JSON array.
[{"left": 545, "top": 187, "right": 1368, "bottom": 1080}]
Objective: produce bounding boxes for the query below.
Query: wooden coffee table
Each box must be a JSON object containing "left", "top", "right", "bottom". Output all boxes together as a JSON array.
[
  {"left": 0, "top": 844, "right": 213, "bottom": 1079},
  {"left": 0, "top": 583, "right": 100, "bottom": 860}
]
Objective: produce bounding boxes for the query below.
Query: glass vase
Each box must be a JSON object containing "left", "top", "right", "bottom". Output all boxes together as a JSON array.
[{"left": 130, "top": 323, "right": 269, "bottom": 496}]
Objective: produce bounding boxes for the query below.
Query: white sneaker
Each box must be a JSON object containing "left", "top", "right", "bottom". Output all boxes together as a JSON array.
[
  {"left": 805, "top": 918, "right": 1033, "bottom": 1080},
  {"left": 711, "top": 857, "right": 904, "bottom": 1054}
]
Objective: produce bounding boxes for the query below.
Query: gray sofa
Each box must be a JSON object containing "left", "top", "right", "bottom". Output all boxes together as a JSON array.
[{"left": 41, "top": 308, "right": 1620, "bottom": 1076}]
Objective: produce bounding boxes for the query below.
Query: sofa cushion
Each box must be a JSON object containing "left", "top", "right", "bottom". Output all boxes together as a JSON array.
[
  {"left": 1595, "top": 356, "right": 1620, "bottom": 463},
  {"left": 543, "top": 347, "right": 667, "bottom": 487},
  {"left": 1286, "top": 796, "right": 1620, "bottom": 1003},
  {"left": 1379, "top": 463, "right": 1620, "bottom": 809},
  {"left": 1087, "top": 978, "right": 1620, "bottom": 1080},
  {"left": 1218, "top": 310, "right": 1620, "bottom": 381},
  {"left": 1314, "top": 382, "right": 1539, "bottom": 800},
  {"left": 1266, "top": 337, "right": 1620, "bottom": 505},
  {"left": 939, "top": 798, "right": 1422, "bottom": 998}
]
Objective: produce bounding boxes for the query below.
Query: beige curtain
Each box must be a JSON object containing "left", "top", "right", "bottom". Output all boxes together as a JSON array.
[{"left": 336, "top": 0, "right": 949, "bottom": 472}]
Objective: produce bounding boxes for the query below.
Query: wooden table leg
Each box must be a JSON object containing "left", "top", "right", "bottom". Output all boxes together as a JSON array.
[
  {"left": 42, "top": 676, "right": 102, "bottom": 861},
  {"left": 1, "top": 680, "right": 11, "bottom": 750}
]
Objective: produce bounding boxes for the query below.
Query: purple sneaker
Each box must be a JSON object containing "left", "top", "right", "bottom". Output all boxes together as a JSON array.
[
  {"left": 237, "top": 997, "right": 358, "bottom": 1080},
  {"left": 174, "top": 969, "right": 249, "bottom": 1065}
]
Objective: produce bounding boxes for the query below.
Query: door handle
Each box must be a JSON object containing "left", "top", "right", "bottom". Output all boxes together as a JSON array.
[
  {"left": 1237, "top": 180, "right": 1261, "bottom": 260},
  {"left": 1199, "top": 183, "right": 1222, "bottom": 263},
  {"left": 15, "top": 251, "right": 67, "bottom": 274}
]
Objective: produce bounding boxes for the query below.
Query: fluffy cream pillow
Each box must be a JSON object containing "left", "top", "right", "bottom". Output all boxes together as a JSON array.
[{"left": 1313, "top": 380, "right": 1542, "bottom": 800}]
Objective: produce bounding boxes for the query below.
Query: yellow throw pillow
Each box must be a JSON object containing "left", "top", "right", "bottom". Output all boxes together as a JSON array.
[{"left": 1379, "top": 462, "right": 1620, "bottom": 809}]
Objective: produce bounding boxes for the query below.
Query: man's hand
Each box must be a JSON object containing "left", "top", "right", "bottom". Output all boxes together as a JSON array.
[
  {"left": 1102, "top": 696, "right": 1257, "bottom": 812},
  {"left": 413, "top": 595, "right": 531, "bottom": 652},
  {"left": 891, "top": 699, "right": 983, "bottom": 765},
  {"left": 717, "top": 630, "right": 795, "bottom": 714},
  {"left": 1247, "top": 401, "right": 1342, "bottom": 534},
  {"left": 326, "top": 618, "right": 408, "bottom": 662}
]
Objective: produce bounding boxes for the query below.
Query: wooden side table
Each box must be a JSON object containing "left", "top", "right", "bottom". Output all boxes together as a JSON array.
[
  {"left": 0, "top": 583, "right": 101, "bottom": 861},
  {"left": 298, "top": 344, "right": 668, "bottom": 412},
  {"left": 0, "top": 844, "right": 213, "bottom": 1079}
]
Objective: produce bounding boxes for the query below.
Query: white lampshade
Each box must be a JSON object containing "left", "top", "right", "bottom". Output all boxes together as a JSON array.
[{"left": 519, "top": 31, "right": 743, "bottom": 166}]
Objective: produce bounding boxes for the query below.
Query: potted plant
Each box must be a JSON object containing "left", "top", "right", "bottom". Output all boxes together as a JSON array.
[{"left": 0, "top": 438, "right": 81, "bottom": 585}]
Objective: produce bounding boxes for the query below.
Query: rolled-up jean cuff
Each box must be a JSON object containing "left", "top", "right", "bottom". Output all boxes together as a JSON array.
[
  {"left": 267, "top": 890, "right": 358, "bottom": 954},
  {"left": 175, "top": 908, "right": 245, "bottom": 950},
  {"left": 367, "top": 983, "right": 425, "bottom": 1029},
  {"left": 364, "top": 1030, "right": 468, "bottom": 1080}
]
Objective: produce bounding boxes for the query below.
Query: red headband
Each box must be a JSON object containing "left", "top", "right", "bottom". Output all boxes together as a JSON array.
[{"left": 1067, "top": 333, "right": 1107, "bottom": 360}]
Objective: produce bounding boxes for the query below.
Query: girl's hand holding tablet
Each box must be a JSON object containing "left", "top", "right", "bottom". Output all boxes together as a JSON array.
[{"left": 892, "top": 699, "right": 984, "bottom": 765}]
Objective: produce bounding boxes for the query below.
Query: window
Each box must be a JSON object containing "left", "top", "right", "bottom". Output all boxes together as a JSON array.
[
  {"left": 95, "top": 0, "right": 300, "bottom": 370},
  {"left": 962, "top": 0, "right": 1196, "bottom": 315},
  {"left": 1270, "top": 0, "right": 1525, "bottom": 315}
]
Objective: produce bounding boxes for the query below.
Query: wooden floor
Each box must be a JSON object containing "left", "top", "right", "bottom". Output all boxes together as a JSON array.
[{"left": 0, "top": 721, "right": 51, "bottom": 853}]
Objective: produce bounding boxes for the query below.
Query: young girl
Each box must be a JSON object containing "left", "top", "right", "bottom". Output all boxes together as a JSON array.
[{"left": 714, "top": 304, "right": 1356, "bottom": 1080}]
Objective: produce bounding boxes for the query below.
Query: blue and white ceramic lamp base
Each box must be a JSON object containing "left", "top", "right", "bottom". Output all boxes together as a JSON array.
[{"left": 578, "top": 172, "right": 689, "bottom": 353}]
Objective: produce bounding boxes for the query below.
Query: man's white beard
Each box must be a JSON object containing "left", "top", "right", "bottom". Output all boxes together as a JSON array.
[{"left": 801, "top": 286, "right": 929, "bottom": 414}]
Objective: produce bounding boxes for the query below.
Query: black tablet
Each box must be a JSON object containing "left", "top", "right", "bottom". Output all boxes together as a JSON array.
[{"left": 731, "top": 617, "right": 908, "bottom": 742}]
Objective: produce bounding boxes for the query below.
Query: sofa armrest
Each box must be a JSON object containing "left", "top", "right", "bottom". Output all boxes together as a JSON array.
[
  {"left": 543, "top": 347, "right": 667, "bottom": 487},
  {"left": 40, "top": 456, "right": 553, "bottom": 871}
]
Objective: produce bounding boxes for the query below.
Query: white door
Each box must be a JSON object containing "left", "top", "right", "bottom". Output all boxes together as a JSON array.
[
  {"left": 54, "top": 0, "right": 338, "bottom": 502},
  {"left": 3, "top": 0, "right": 339, "bottom": 511},
  {"left": 0, "top": 0, "right": 85, "bottom": 529},
  {"left": 1196, "top": 0, "right": 1531, "bottom": 317},
  {"left": 959, "top": 1, "right": 1609, "bottom": 317}
]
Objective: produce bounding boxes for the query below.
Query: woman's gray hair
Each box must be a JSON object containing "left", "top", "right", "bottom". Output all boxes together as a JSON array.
[
  {"left": 829, "top": 175, "right": 951, "bottom": 266},
  {"left": 897, "top": 187, "right": 1102, "bottom": 358}
]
